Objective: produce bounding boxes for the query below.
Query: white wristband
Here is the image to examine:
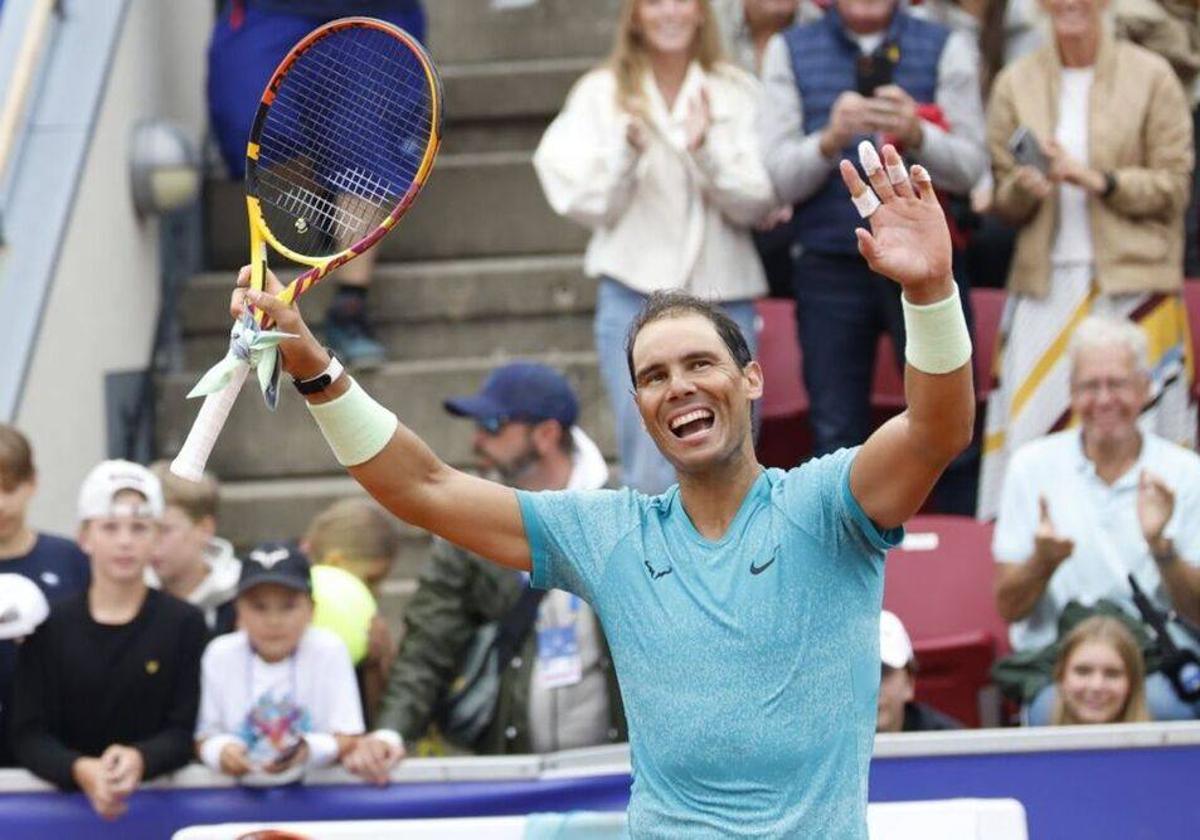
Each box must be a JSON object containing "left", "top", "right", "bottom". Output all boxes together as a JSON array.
[
  {"left": 199, "top": 734, "right": 243, "bottom": 773},
  {"left": 902, "top": 285, "right": 972, "bottom": 374},
  {"left": 307, "top": 379, "right": 399, "bottom": 467}
]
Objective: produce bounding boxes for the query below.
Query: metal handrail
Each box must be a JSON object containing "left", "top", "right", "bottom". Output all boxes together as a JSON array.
[{"left": 0, "top": 0, "right": 59, "bottom": 241}]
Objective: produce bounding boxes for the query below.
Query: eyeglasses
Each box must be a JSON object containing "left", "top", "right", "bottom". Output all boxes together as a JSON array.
[{"left": 1071, "top": 376, "right": 1138, "bottom": 396}]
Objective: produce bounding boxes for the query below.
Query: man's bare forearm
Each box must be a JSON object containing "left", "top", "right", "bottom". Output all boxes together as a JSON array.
[
  {"left": 1155, "top": 545, "right": 1200, "bottom": 626},
  {"left": 994, "top": 559, "right": 1055, "bottom": 622}
]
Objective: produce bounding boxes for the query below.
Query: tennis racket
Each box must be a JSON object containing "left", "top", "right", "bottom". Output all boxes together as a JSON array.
[{"left": 171, "top": 17, "right": 442, "bottom": 482}]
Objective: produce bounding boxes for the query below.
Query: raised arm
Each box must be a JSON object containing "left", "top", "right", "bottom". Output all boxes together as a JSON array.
[
  {"left": 237, "top": 273, "right": 532, "bottom": 572},
  {"left": 843, "top": 143, "right": 975, "bottom": 529}
]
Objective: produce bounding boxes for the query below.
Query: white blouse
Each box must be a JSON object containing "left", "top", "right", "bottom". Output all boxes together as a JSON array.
[
  {"left": 1050, "top": 67, "right": 1095, "bottom": 267},
  {"left": 533, "top": 62, "right": 775, "bottom": 301}
]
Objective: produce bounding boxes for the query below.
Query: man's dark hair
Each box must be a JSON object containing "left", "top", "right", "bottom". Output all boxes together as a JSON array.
[{"left": 624, "top": 291, "right": 753, "bottom": 387}]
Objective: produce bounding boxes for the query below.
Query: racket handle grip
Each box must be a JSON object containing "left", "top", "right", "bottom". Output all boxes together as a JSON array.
[{"left": 170, "top": 363, "right": 250, "bottom": 482}]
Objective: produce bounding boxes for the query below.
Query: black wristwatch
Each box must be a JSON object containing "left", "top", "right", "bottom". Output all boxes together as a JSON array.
[
  {"left": 292, "top": 353, "right": 345, "bottom": 395},
  {"left": 1101, "top": 171, "right": 1118, "bottom": 199}
]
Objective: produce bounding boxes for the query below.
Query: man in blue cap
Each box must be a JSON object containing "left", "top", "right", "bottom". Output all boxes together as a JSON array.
[{"left": 375, "top": 362, "right": 626, "bottom": 755}]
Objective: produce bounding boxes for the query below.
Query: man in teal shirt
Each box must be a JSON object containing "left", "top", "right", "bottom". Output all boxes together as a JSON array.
[{"left": 237, "top": 144, "right": 975, "bottom": 837}]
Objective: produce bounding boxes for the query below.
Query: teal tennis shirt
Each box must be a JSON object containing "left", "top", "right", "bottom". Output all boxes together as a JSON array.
[{"left": 517, "top": 448, "right": 902, "bottom": 838}]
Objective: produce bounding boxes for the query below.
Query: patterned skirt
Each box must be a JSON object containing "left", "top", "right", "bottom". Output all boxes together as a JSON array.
[{"left": 977, "top": 263, "right": 1197, "bottom": 519}]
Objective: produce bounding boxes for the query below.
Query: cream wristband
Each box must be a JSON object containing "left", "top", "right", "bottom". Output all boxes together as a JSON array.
[
  {"left": 902, "top": 284, "right": 972, "bottom": 374},
  {"left": 307, "top": 379, "right": 399, "bottom": 467}
]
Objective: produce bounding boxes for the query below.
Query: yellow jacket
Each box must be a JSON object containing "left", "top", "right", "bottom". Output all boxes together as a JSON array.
[{"left": 987, "top": 34, "right": 1193, "bottom": 298}]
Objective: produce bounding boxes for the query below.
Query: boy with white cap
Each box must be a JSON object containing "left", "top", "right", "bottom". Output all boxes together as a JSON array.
[
  {"left": 7, "top": 460, "right": 207, "bottom": 819},
  {"left": 876, "top": 609, "right": 964, "bottom": 733}
]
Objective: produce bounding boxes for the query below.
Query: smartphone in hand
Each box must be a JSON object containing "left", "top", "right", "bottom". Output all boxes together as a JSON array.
[
  {"left": 1007, "top": 126, "right": 1050, "bottom": 174},
  {"left": 856, "top": 52, "right": 895, "bottom": 97}
]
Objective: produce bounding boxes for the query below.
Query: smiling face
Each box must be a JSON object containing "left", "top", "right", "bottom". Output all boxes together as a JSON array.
[
  {"left": 1060, "top": 640, "right": 1132, "bottom": 724},
  {"left": 634, "top": 0, "right": 705, "bottom": 58},
  {"left": 630, "top": 313, "right": 763, "bottom": 476},
  {"left": 1070, "top": 342, "right": 1147, "bottom": 451},
  {"left": 1041, "top": 0, "right": 1108, "bottom": 43}
]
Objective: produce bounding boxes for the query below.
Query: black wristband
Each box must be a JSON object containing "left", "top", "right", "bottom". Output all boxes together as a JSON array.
[
  {"left": 1101, "top": 171, "right": 1117, "bottom": 198},
  {"left": 292, "top": 353, "right": 344, "bottom": 395}
]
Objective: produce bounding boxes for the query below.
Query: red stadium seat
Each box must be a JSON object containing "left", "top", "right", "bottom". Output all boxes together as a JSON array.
[
  {"left": 970, "top": 287, "right": 1006, "bottom": 398},
  {"left": 883, "top": 515, "right": 1009, "bottom": 727},
  {"left": 755, "top": 299, "right": 812, "bottom": 468},
  {"left": 910, "top": 631, "right": 996, "bottom": 729}
]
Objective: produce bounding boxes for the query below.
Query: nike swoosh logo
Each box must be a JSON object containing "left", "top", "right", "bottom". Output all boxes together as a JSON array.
[{"left": 750, "top": 550, "right": 778, "bottom": 576}]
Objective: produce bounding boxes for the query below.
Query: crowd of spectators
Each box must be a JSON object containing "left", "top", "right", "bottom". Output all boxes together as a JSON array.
[{"left": 3, "top": 0, "right": 1200, "bottom": 823}]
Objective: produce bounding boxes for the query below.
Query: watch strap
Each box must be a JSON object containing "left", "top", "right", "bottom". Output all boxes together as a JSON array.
[{"left": 292, "top": 354, "right": 345, "bottom": 395}]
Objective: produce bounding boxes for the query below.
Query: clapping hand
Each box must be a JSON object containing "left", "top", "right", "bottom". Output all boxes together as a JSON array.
[
  {"left": 1137, "top": 469, "right": 1175, "bottom": 550},
  {"left": 684, "top": 87, "right": 712, "bottom": 153},
  {"left": 1034, "top": 495, "right": 1074, "bottom": 573}
]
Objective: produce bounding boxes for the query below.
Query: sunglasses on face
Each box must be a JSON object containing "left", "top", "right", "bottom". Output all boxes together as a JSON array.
[{"left": 476, "top": 415, "right": 512, "bottom": 435}]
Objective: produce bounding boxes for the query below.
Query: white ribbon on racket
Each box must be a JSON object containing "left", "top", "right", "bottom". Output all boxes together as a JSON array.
[
  {"left": 170, "top": 315, "right": 295, "bottom": 482},
  {"left": 186, "top": 315, "right": 295, "bottom": 407}
]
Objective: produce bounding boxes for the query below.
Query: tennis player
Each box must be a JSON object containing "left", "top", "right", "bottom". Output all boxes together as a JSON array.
[{"left": 234, "top": 142, "right": 974, "bottom": 837}]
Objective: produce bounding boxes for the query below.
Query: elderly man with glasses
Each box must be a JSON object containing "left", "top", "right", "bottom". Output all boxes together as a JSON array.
[{"left": 992, "top": 315, "right": 1200, "bottom": 723}]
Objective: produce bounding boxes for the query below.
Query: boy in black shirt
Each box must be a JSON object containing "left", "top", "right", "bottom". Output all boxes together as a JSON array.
[
  {"left": 0, "top": 424, "right": 90, "bottom": 766},
  {"left": 8, "top": 460, "right": 207, "bottom": 819}
]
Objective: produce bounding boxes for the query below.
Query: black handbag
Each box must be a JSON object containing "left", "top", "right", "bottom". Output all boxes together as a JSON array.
[{"left": 437, "top": 583, "right": 545, "bottom": 748}]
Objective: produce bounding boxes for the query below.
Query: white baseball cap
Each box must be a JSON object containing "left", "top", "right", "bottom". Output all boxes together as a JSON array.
[
  {"left": 77, "top": 459, "right": 164, "bottom": 522},
  {"left": 0, "top": 574, "right": 50, "bottom": 640},
  {"left": 880, "top": 610, "right": 914, "bottom": 670}
]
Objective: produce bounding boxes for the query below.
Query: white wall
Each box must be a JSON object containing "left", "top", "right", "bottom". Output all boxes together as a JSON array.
[{"left": 17, "top": 0, "right": 212, "bottom": 533}]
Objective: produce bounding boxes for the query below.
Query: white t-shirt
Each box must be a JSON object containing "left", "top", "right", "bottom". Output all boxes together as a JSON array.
[
  {"left": 993, "top": 430, "right": 1200, "bottom": 652},
  {"left": 196, "top": 626, "right": 365, "bottom": 776},
  {"left": 1050, "top": 67, "right": 1095, "bottom": 266}
]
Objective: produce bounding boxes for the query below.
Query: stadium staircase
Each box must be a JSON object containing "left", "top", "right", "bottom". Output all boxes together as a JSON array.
[{"left": 155, "top": 0, "right": 623, "bottom": 622}]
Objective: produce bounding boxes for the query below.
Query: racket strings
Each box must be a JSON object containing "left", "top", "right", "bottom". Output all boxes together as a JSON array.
[{"left": 252, "top": 25, "right": 435, "bottom": 256}]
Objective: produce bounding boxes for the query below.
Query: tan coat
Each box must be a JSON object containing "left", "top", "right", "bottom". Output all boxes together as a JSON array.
[{"left": 987, "top": 34, "right": 1193, "bottom": 299}]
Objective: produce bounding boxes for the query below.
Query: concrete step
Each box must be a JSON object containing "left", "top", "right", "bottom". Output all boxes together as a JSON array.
[
  {"left": 205, "top": 152, "right": 588, "bottom": 270},
  {"left": 428, "top": 0, "right": 618, "bottom": 65},
  {"left": 181, "top": 255, "right": 591, "bottom": 333},
  {"left": 178, "top": 255, "right": 595, "bottom": 370},
  {"left": 219, "top": 475, "right": 431, "bottom": 576},
  {"left": 440, "top": 57, "right": 589, "bottom": 153},
  {"left": 156, "top": 351, "right": 613, "bottom": 481}
]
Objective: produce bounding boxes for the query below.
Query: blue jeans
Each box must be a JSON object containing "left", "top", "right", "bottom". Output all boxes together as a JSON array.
[
  {"left": 594, "top": 278, "right": 758, "bottom": 494},
  {"left": 1026, "top": 672, "right": 1200, "bottom": 724}
]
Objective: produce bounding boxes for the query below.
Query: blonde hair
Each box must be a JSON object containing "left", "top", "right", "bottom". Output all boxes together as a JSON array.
[
  {"left": 608, "top": 0, "right": 727, "bottom": 115},
  {"left": 148, "top": 460, "right": 219, "bottom": 523},
  {"left": 304, "top": 497, "right": 402, "bottom": 566},
  {"left": 1051, "top": 616, "right": 1150, "bottom": 725}
]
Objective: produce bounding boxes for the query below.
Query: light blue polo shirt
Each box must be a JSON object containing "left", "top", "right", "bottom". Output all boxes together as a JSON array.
[{"left": 517, "top": 448, "right": 902, "bottom": 838}]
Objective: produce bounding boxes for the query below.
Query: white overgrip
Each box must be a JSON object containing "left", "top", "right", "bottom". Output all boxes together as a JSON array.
[{"left": 170, "top": 362, "right": 250, "bottom": 482}]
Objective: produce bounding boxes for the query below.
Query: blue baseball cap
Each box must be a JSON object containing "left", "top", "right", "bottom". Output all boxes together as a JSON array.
[{"left": 444, "top": 362, "right": 579, "bottom": 431}]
